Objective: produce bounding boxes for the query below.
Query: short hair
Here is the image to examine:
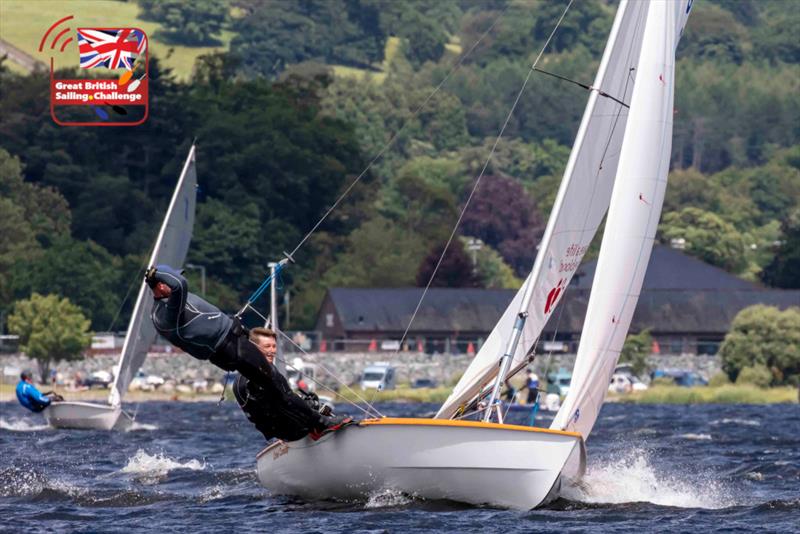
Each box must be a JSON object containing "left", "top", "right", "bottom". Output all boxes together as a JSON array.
[{"left": 250, "top": 327, "right": 277, "bottom": 342}]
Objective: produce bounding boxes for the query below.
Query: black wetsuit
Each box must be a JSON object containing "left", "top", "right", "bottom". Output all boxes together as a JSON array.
[
  {"left": 233, "top": 374, "right": 316, "bottom": 442},
  {"left": 149, "top": 264, "right": 328, "bottom": 439}
]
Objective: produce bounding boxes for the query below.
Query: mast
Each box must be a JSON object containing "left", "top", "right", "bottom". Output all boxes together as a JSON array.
[{"left": 268, "top": 261, "right": 286, "bottom": 376}]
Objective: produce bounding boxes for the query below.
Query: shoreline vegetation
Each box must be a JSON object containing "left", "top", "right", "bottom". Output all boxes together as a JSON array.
[{"left": 2, "top": 383, "right": 796, "bottom": 406}]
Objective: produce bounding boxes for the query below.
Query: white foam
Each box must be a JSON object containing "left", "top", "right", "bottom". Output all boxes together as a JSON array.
[
  {"left": 125, "top": 422, "right": 158, "bottom": 432},
  {"left": 364, "top": 488, "right": 413, "bottom": 508},
  {"left": 678, "top": 433, "right": 712, "bottom": 441},
  {"left": 710, "top": 418, "right": 761, "bottom": 427},
  {"left": 120, "top": 449, "right": 205, "bottom": 482},
  {"left": 0, "top": 417, "right": 50, "bottom": 432},
  {"left": 563, "top": 449, "right": 735, "bottom": 509}
]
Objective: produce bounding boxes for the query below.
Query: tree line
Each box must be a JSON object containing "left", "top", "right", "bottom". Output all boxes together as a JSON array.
[{"left": 0, "top": 0, "right": 798, "bottom": 336}]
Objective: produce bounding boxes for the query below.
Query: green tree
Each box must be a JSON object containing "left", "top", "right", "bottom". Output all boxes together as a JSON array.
[
  {"left": 11, "top": 237, "right": 123, "bottom": 330},
  {"left": 761, "top": 210, "right": 800, "bottom": 288},
  {"left": 0, "top": 198, "right": 40, "bottom": 315},
  {"left": 138, "top": 0, "right": 228, "bottom": 45},
  {"left": 0, "top": 148, "right": 71, "bottom": 245},
  {"left": 189, "top": 199, "right": 269, "bottom": 296},
  {"left": 8, "top": 293, "right": 91, "bottom": 382},
  {"left": 735, "top": 365, "right": 773, "bottom": 388},
  {"left": 416, "top": 239, "right": 480, "bottom": 288},
  {"left": 461, "top": 237, "right": 521, "bottom": 289},
  {"left": 321, "top": 215, "right": 425, "bottom": 289},
  {"left": 619, "top": 328, "right": 653, "bottom": 378},
  {"left": 719, "top": 305, "right": 800, "bottom": 385},
  {"left": 659, "top": 207, "right": 748, "bottom": 273},
  {"left": 231, "top": 0, "right": 385, "bottom": 77}
]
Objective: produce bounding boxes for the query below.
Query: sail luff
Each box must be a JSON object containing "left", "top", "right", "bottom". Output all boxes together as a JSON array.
[
  {"left": 551, "top": 0, "right": 693, "bottom": 438},
  {"left": 108, "top": 145, "right": 198, "bottom": 406},
  {"left": 436, "top": 0, "right": 648, "bottom": 420}
]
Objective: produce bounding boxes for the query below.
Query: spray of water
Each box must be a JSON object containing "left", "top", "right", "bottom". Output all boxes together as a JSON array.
[
  {"left": 365, "top": 488, "right": 413, "bottom": 508},
  {"left": 120, "top": 449, "right": 205, "bottom": 484},
  {"left": 562, "top": 448, "right": 736, "bottom": 509},
  {"left": 0, "top": 417, "right": 50, "bottom": 432}
]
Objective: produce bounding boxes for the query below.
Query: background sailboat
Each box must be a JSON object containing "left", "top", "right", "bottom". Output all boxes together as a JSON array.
[
  {"left": 44, "top": 145, "right": 198, "bottom": 431},
  {"left": 256, "top": 0, "right": 692, "bottom": 509}
]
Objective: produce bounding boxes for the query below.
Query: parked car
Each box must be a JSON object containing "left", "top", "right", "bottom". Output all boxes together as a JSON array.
[
  {"left": 411, "top": 378, "right": 437, "bottom": 389},
  {"left": 360, "top": 363, "right": 396, "bottom": 391},
  {"left": 609, "top": 373, "right": 648, "bottom": 394},
  {"left": 130, "top": 370, "right": 165, "bottom": 391},
  {"left": 83, "top": 370, "right": 113, "bottom": 389},
  {"left": 287, "top": 357, "right": 317, "bottom": 393},
  {"left": 651, "top": 369, "right": 708, "bottom": 387},
  {"left": 546, "top": 368, "right": 572, "bottom": 397}
]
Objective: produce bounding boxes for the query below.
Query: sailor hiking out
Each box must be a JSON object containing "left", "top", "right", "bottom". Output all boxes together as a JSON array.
[
  {"left": 145, "top": 264, "right": 349, "bottom": 441},
  {"left": 16, "top": 371, "right": 63, "bottom": 413}
]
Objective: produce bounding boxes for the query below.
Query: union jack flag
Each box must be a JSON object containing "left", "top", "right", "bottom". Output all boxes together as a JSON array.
[{"left": 77, "top": 28, "right": 147, "bottom": 69}]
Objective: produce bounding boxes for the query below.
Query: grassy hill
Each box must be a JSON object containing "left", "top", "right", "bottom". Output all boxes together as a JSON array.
[{"left": 0, "top": 0, "right": 231, "bottom": 79}]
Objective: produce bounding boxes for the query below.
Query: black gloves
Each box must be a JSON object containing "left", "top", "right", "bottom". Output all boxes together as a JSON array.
[{"left": 144, "top": 266, "right": 158, "bottom": 287}]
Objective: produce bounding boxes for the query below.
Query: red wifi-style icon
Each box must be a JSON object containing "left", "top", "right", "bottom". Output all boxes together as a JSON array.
[{"left": 39, "top": 15, "right": 75, "bottom": 53}]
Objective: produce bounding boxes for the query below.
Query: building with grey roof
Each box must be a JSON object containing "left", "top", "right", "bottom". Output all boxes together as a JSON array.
[{"left": 315, "top": 246, "right": 799, "bottom": 355}]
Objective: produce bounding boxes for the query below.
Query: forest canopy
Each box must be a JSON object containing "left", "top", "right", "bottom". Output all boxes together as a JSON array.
[{"left": 1, "top": 0, "right": 797, "bottom": 330}]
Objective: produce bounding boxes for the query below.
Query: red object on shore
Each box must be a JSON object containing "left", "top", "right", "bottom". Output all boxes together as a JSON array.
[
  {"left": 368, "top": 339, "right": 378, "bottom": 352},
  {"left": 467, "top": 342, "right": 475, "bottom": 355},
  {"left": 320, "top": 339, "right": 327, "bottom": 353}
]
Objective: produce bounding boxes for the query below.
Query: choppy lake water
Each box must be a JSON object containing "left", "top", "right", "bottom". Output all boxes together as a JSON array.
[{"left": 1, "top": 401, "right": 798, "bottom": 532}]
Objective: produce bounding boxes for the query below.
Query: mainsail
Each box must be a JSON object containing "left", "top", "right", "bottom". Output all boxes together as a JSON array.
[
  {"left": 551, "top": 0, "right": 692, "bottom": 438},
  {"left": 109, "top": 145, "right": 198, "bottom": 407},
  {"left": 436, "top": 0, "right": 650, "bottom": 419}
]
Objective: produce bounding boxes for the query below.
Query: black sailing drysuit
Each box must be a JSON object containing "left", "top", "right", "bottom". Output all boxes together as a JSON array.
[{"left": 148, "top": 264, "right": 330, "bottom": 441}]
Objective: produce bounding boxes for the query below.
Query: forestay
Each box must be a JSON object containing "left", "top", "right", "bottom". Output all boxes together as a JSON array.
[
  {"left": 552, "top": 0, "right": 693, "bottom": 438},
  {"left": 436, "top": 0, "right": 650, "bottom": 420},
  {"left": 109, "top": 145, "right": 198, "bottom": 407}
]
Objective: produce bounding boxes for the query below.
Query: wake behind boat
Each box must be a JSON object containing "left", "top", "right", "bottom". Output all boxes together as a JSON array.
[
  {"left": 44, "top": 145, "right": 198, "bottom": 430},
  {"left": 256, "top": 0, "right": 692, "bottom": 509}
]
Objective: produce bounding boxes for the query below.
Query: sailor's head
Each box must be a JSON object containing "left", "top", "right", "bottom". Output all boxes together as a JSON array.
[
  {"left": 20, "top": 370, "right": 33, "bottom": 383},
  {"left": 250, "top": 327, "right": 277, "bottom": 365}
]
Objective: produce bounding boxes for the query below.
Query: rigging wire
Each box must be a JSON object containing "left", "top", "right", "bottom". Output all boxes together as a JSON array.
[
  {"left": 285, "top": 4, "right": 512, "bottom": 261},
  {"left": 228, "top": 300, "right": 384, "bottom": 418},
  {"left": 395, "top": 0, "right": 576, "bottom": 354},
  {"left": 277, "top": 330, "right": 385, "bottom": 419}
]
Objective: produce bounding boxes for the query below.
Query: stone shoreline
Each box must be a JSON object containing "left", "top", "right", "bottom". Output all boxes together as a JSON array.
[{"left": 1, "top": 350, "right": 722, "bottom": 392}]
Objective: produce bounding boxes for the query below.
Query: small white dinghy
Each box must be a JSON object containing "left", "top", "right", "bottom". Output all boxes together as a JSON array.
[
  {"left": 257, "top": 0, "right": 692, "bottom": 509},
  {"left": 45, "top": 145, "right": 198, "bottom": 430},
  {"left": 44, "top": 401, "right": 133, "bottom": 431}
]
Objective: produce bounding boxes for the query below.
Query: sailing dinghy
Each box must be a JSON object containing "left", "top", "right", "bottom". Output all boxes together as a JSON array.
[
  {"left": 256, "top": 0, "right": 692, "bottom": 509},
  {"left": 44, "top": 145, "right": 198, "bottom": 431}
]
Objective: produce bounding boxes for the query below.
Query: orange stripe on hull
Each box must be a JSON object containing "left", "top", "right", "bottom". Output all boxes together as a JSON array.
[
  {"left": 359, "top": 417, "right": 582, "bottom": 438},
  {"left": 257, "top": 417, "right": 582, "bottom": 459}
]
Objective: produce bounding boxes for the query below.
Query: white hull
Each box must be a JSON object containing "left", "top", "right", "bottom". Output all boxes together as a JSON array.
[
  {"left": 43, "top": 401, "right": 133, "bottom": 431},
  {"left": 257, "top": 418, "right": 583, "bottom": 510}
]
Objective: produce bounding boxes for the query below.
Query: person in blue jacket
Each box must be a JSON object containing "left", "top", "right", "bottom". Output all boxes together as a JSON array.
[
  {"left": 16, "top": 371, "right": 62, "bottom": 412},
  {"left": 145, "top": 264, "right": 350, "bottom": 441}
]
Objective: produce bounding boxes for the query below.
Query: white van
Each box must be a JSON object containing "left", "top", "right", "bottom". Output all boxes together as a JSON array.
[
  {"left": 287, "top": 357, "right": 317, "bottom": 393},
  {"left": 360, "top": 363, "right": 396, "bottom": 391}
]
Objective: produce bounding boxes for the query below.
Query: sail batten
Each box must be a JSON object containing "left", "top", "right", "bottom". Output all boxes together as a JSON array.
[
  {"left": 108, "top": 146, "right": 198, "bottom": 407},
  {"left": 436, "top": 0, "right": 650, "bottom": 420}
]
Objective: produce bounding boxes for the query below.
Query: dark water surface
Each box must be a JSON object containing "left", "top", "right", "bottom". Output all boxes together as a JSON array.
[{"left": 1, "top": 401, "right": 798, "bottom": 533}]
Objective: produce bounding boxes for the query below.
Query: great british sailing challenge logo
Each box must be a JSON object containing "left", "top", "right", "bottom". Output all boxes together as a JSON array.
[{"left": 39, "top": 16, "right": 149, "bottom": 126}]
